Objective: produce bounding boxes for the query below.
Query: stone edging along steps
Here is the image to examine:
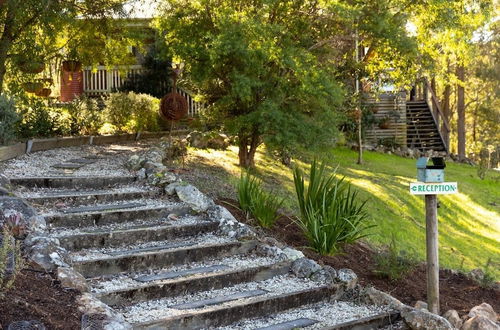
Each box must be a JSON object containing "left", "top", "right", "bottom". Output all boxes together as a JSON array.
[{"left": 0, "top": 144, "right": 457, "bottom": 329}]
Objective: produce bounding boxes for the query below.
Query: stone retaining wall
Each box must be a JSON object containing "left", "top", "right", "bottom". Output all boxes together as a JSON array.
[{"left": 0, "top": 130, "right": 188, "bottom": 162}]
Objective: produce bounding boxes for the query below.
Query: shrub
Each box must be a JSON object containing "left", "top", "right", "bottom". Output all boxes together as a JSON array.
[
  {"left": 293, "top": 160, "right": 373, "bottom": 255},
  {"left": 0, "top": 94, "right": 20, "bottom": 145},
  {"left": 373, "top": 234, "right": 418, "bottom": 281},
  {"left": 16, "top": 98, "right": 64, "bottom": 138},
  {"left": 479, "top": 258, "right": 497, "bottom": 288},
  {"left": 63, "top": 96, "right": 104, "bottom": 135},
  {"left": 104, "top": 92, "right": 161, "bottom": 133},
  {"left": 237, "top": 172, "right": 283, "bottom": 228}
]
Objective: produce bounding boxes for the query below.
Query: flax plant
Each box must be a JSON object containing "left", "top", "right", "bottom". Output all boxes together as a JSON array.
[
  {"left": 293, "top": 160, "right": 373, "bottom": 255},
  {"left": 237, "top": 172, "right": 283, "bottom": 228}
]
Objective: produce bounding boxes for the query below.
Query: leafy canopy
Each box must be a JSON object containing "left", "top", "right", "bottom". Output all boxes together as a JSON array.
[{"left": 155, "top": 0, "right": 345, "bottom": 155}]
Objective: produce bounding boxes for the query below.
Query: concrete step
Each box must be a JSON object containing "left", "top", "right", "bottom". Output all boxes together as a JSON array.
[
  {"left": 56, "top": 220, "right": 219, "bottom": 251},
  {"left": 9, "top": 176, "right": 137, "bottom": 189},
  {"left": 222, "top": 301, "right": 399, "bottom": 330},
  {"left": 130, "top": 282, "right": 338, "bottom": 329},
  {"left": 72, "top": 239, "right": 258, "bottom": 278},
  {"left": 44, "top": 202, "right": 192, "bottom": 228},
  {"left": 19, "top": 187, "right": 154, "bottom": 206},
  {"left": 96, "top": 260, "right": 292, "bottom": 307}
]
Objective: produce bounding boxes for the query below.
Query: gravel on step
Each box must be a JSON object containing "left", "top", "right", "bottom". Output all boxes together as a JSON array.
[
  {"left": 89, "top": 254, "right": 284, "bottom": 293},
  {"left": 219, "top": 301, "right": 392, "bottom": 329},
  {"left": 69, "top": 232, "right": 235, "bottom": 262},
  {"left": 0, "top": 143, "right": 147, "bottom": 178},
  {"left": 15, "top": 185, "right": 151, "bottom": 199},
  {"left": 47, "top": 214, "right": 209, "bottom": 238},
  {"left": 41, "top": 198, "right": 182, "bottom": 216},
  {"left": 120, "top": 275, "right": 323, "bottom": 323}
]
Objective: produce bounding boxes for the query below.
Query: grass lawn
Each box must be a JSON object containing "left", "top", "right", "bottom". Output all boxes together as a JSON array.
[{"left": 183, "top": 145, "right": 500, "bottom": 279}]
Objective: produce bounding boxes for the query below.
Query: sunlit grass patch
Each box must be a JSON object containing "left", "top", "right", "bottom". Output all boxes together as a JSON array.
[{"left": 184, "top": 145, "right": 500, "bottom": 279}]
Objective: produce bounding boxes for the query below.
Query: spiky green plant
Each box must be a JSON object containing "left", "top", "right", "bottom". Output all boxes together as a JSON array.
[
  {"left": 237, "top": 171, "right": 283, "bottom": 228},
  {"left": 237, "top": 171, "right": 261, "bottom": 216},
  {"left": 293, "top": 160, "right": 373, "bottom": 255},
  {"left": 250, "top": 189, "right": 284, "bottom": 228}
]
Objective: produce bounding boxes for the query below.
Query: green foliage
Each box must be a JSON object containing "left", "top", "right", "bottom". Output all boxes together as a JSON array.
[
  {"left": 0, "top": 228, "right": 24, "bottom": 294},
  {"left": 0, "top": 0, "right": 130, "bottom": 92},
  {"left": 63, "top": 96, "right": 104, "bottom": 136},
  {"left": 16, "top": 97, "right": 66, "bottom": 138},
  {"left": 373, "top": 234, "right": 418, "bottom": 281},
  {"left": 156, "top": 0, "right": 344, "bottom": 166},
  {"left": 103, "top": 92, "right": 161, "bottom": 133},
  {"left": 0, "top": 94, "right": 19, "bottom": 145},
  {"left": 293, "top": 160, "right": 373, "bottom": 255},
  {"left": 479, "top": 258, "right": 497, "bottom": 288},
  {"left": 237, "top": 172, "right": 283, "bottom": 228},
  {"left": 119, "top": 45, "right": 173, "bottom": 98},
  {"left": 237, "top": 172, "right": 259, "bottom": 215}
]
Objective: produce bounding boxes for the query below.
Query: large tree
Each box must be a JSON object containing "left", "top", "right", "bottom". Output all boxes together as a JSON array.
[
  {"left": 0, "top": 0, "right": 128, "bottom": 93},
  {"left": 155, "top": 0, "right": 344, "bottom": 167},
  {"left": 411, "top": 0, "right": 494, "bottom": 158}
]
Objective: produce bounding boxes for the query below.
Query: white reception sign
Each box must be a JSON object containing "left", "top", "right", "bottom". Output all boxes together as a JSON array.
[{"left": 410, "top": 182, "right": 458, "bottom": 195}]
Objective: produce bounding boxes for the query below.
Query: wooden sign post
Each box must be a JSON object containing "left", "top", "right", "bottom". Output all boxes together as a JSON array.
[
  {"left": 410, "top": 158, "right": 458, "bottom": 315},
  {"left": 425, "top": 194, "right": 439, "bottom": 314}
]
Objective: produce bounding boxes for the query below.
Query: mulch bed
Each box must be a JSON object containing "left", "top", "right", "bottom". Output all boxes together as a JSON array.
[
  {"left": 0, "top": 263, "right": 82, "bottom": 330},
  {"left": 218, "top": 198, "right": 500, "bottom": 317}
]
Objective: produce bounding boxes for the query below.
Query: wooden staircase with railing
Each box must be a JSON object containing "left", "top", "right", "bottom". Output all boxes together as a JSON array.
[
  {"left": 406, "top": 101, "right": 446, "bottom": 151},
  {"left": 406, "top": 79, "right": 450, "bottom": 153}
]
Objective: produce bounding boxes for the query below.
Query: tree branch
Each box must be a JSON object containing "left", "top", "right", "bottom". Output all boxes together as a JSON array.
[{"left": 11, "top": 0, "right": 53, "bottom": 40}]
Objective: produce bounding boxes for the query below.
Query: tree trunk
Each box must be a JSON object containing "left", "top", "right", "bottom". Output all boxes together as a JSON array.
[
  {"left": 472, "top": 108, "right": 477, "bottom": 142},
  {"left": 0, "top": 38, "right": 12, "bottom": 94},
  {"left": 238, "top": 129, "right": 260, "bottom": 168},
  {"left": 441, "top": 84, "right": 451, "bottom": 148},
  {"left": 0, "top": 0, "right": 16, "bottom": 94},
  {"left": 356, "top": 108, "right": 363, "bottom": 165},
  {"left": 456, "top": 65, "right": 466, "bottom": 161}
]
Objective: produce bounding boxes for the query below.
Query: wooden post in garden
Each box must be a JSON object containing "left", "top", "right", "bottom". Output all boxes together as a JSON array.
[
  {"left": 425, "top": 194, "right": 439, "bottom": 314},
  {"left": 411, "top": 157, "right": 458, "bottom": 315}
]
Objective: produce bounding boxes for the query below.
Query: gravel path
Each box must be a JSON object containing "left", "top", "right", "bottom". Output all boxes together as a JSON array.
[
  {"left": 90, "top": 254, "right": 284, "bottom": 294},
  {"left": 3, "top": 140, "right": 398, "bottom": 329},
  {"left": 48, "top": 214, "right": 208, "bottom": 238},
  {"left": 120, "top": 275, "right": 324, "bottom": 323},
  {"left": 219, "top": 301, "right": 391, "bottom": 329},
  {"left": 70, "top": 232, "right": 236, "bottom": 262},
  {"left": 1, "top": 142, "right": 150, "bottom": 178}
]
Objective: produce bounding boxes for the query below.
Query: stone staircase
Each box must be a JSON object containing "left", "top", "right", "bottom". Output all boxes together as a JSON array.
[
  {"left": 406, "top": 101, "right": 447, "bottom": 152},
  {"left": 11, "top": 175, "right": 401, "bottom": 329}
]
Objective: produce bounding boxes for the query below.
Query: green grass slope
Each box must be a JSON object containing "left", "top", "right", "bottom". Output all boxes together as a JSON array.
[{"left": 187, "top": 146, "right": 500, "bottom": 279}]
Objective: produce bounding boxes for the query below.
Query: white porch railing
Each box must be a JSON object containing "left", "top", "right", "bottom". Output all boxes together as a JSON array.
[
  {"left": 82, "top": 65, "right": 202, "bottom": 117},
  {"left": 83, "top": 65, "right": 144, "bottom": 95}
]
